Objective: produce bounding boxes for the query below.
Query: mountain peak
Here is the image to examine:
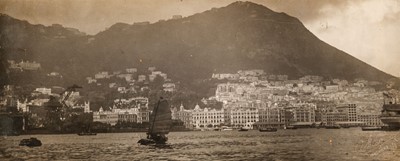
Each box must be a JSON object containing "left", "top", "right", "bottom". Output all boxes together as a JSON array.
[
  {"left": 226, "top": 1, "right": 274, "bottom": 13},
  {"left": 0, "top": 2, "right": 395, "bottom": 88}
]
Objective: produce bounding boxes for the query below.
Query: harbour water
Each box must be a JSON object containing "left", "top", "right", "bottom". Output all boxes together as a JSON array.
[{"left": 1, "top": 128, "right": 400, "bottom": 161}]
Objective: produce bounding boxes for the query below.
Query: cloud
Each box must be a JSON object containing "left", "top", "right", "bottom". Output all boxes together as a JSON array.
[{"left": 302, "top": 0, "right": 400, "bottom": 77}]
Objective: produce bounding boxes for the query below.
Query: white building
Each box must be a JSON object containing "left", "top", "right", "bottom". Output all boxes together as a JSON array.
[
  {"left": 95, "top": 71, "right": 110, "bottom": 79},
  {"left": 191, "top": 104, "right": 225, "bottom": 129},
  {"left": 93, "top": 105, "right": 150, "bottom": 125},
  {"left": 172, "top": 104, "right": 193, "bottom": 129},
  {"left": 126, "top": 68, "right": 137, "bottom": 73},
  {"left": 229, "top": 107, "right": 259, "bottom": 128},
  {"left": 357, "top": 113, "right": 383, "bottom": 127},
  {"left": 138, "top": 75, "right": 146, "bottom": 82},
  {"left": 163, "top": 83, "right": 176, "bottom": 92},
  {"left": 35, "top": 88, "right": 52, "bottom": 95}
]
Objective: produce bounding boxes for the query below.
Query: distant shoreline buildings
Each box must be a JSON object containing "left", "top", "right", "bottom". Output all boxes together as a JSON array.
[{"left": 1, "top": 68, "right": 395, "bottom": 134}]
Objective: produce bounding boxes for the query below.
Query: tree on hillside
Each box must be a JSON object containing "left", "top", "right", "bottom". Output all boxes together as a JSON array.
[
  {"left": 44, "top": 96, "right": 64, "bottom": 132},
  {"left": 0, "top": 48, "right": 8, "bottom": 95}
]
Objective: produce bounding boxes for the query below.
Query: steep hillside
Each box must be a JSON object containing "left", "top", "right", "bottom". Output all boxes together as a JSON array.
[{"left": 0, "top": 1, "right": 396, "bottom": 89}]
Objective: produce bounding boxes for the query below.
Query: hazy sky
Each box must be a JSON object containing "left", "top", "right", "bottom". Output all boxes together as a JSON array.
[{"left": 1, "top": 0, "right": 399, "bottom": 77}]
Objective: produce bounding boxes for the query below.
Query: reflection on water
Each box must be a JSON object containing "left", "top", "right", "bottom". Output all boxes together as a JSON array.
[{"left": 1, "top": 128, "right": 400, "bottom": 160}]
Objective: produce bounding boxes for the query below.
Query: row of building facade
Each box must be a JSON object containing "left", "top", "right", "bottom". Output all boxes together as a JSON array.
[{"left": 172, "top": 103, "right": 383, "bottom": 129}]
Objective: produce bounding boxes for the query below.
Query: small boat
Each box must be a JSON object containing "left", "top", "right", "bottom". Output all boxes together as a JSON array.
[
  {"left": 19, "top": 137, "right": 42, "bottom": 147},
  {"left": 259, "top": 127, "right": 277, "bottom": 132},
  {"left": 221, "top": 126, "right": 233, "bottom": 131},
  {"left": 361, "top": 127, "right": 381, "bottom": 131},
  {"left": 238, "top": 127, "right": 249, "bottom": 131},
  {"left": 285, "top": 126, "right": 297, "bottom": 130},
  {"left": 77, "top": 132, "right": 97, "bottom": 136},
  {"left": 325, "top": 125, "right": 341, "bottom": 129},
  {"left": 138, "top": 98, "right": 172, "bottom": 145},
  {"left": 213, "top": 128, "right": 221, "bottom": 131},
  {"left": 341, "top": 125, "right": 351, "bottom": 128}
]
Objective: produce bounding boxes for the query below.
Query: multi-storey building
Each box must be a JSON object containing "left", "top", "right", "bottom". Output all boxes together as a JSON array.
[
  {"left": 95, "top": 71, "right": 110, "bottom": 79},
  {"left": 34, "top": 88, "right": 52, "bottom": 95},
  {"left": 292, "top": 103, "right": 316, "bottom": 123},
  {"left": 256, "top": 107, "right": 284, "bottom": 128},
  {"left": 229, "top": 107, "right": 259, "bottom": 128},
  {"left": 93, "top": 107, "right": 119, "bottom": 126},
  {"left": 347, "top": 104, "right": 358, "bottom": 122},
  {"left": 138, "top": 75, "right": 146, "bottom": 82},
  {"left": 118, "top": 111, "right": 137, "bottom": 123},
  {"left": 357, "top": 113, "right": 383, "bottom": 127},
  {"left": 324, "top": 111, "right": 348, "bottom": 126},
  {"left": 171, "top": 104, "right": 193, "bottom": 129},
  {"left": 93, "top": 97, "right": 150, "bottom": 125},
  {"left": 192, "top": 104, "right": 224, "bottom": 128}
]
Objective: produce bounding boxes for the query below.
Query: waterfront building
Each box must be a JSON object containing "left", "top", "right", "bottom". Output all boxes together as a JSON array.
[
  {"left": 94, "top": 97, "right": 150, "bottom": 125},
  {"left": 137, "top": 107, "right": 150, "bottom": 123},
  {"left": 229, "top": 107, "right": 259, "bottom": 129},
  {"left": 256, "top": 107, "right": 284, "bottom": 128},
  {"left": 324, "top": 111, "right": 348, "bottom": 126},
  {"left": 347, "top": 104, "right": 358, "bottom": 122},
  {"left": 292, "top": 103, "right": 316, "bottom": 123},
  {"left": 357, "top": 113, "right": 383, "bottom": 127},
  {"left": 93, "top": 106, "right": 150, "bottom": 125},
  {"left": 192, "top": 104, "right": 224, "bottom": 129},
  {"left": 171, "top": 104, "right": 193, "bottom": 129},
  {"left": 93, "top": 107, "right": 119, "bottom": 126},
  {"left": 118, "top": 111, "right": 138, "bottom": 123}
]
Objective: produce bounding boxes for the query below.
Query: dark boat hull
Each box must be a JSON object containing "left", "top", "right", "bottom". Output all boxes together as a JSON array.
[
  {"left": 259, "top": 128, "right": 277, "bottom": 132},
  {"left": 325, "top": 126, "right": 341, "bottom": 129},
  {"left": 380, "top": 116, "right": 400, "bottom": 127},
  {"left": 77, "top": 133, "right": 97, "bottom": 136},
  {"left": 138, "top": 138, "right": 157, "bottom": 145},
  {"left": 361, "top": 127, "right": 381, "bottom": 131},
  {"left": 19, "top": 138, "right": 42, "bottom": 147}
]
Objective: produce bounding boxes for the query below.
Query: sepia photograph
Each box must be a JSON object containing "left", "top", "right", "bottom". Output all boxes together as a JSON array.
[{"left": 1, "top": 0, "right": 400, "bottom": 160}]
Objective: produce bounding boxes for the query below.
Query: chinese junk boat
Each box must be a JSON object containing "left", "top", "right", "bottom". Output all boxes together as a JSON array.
[
  {"left": 19, "top": 137, "right": 42, "bottom": 147},
  {"left": 138, "top": 98, "right": 172, "bottom": 145},
  {"left": 380, "top": 92, "right": 400, "bottom": 130}
]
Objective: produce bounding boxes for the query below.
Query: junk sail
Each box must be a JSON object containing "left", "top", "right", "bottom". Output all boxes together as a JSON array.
[
  {"left": 149, "top": 98, "right": 172, "bottom": 134},
  {"left": 138, "top": 98, "right": 172, "bottom": 145}
]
